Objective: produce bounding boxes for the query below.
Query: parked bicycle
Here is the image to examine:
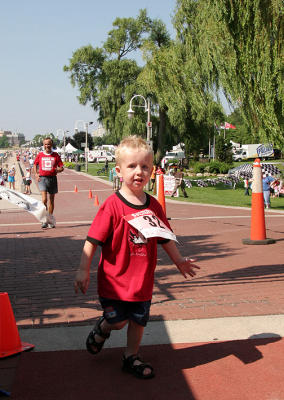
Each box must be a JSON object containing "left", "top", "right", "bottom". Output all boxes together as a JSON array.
[{"left": 97, "top": 167, "right": 107, "bottom": 176}]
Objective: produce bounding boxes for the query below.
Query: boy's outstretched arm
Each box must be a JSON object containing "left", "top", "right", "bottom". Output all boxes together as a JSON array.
[
  {"left": 162, "top": 240, "right": 200, "bottom": 278},
  {"left": 74, "top": 240, "right": 97, "bottom": 294}
]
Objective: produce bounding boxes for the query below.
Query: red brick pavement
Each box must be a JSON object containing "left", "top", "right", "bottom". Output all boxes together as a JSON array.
[{"left": 1, "top": 167, "right": 284, "bottom": 328}]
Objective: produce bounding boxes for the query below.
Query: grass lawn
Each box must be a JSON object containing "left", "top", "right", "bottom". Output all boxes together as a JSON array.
[
  {"left": 166, "top": 182, "right": 284, "bottom": 210},
  {"left": 82, "top": 162, "right": 115, "bottom": 177},
  {"left": 79, "top": 162, "right": 284, "bottom": 211}
]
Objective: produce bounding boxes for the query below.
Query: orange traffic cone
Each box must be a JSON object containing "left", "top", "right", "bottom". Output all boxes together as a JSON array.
[
  {"left": 242, "top": 158, "right": 275, "bottom": 245},
  {"left": 157, "top": 174, "right": 166, "bottom": 215},
  {"left": 94, "top": 195, "right": 99, "bottom": 206},
  {"left": 0, "top": 292, "right": 34, "bottom": 358},
  {"left": 88, "top": 189, "right": 93, "bottom": 199},
  {"left": 74, "top": 185, "right": 78, "bottom": 193}
]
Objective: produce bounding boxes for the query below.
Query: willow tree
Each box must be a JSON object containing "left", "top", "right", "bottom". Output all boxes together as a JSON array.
[
  {"left": 174, "top": 0, "right": 283, "bottom": 147},
  {"left": 64, "top": 10, "right": 150, "bottom": 143},
  {"left": 140, "top": 36, "right": 225, "bottom": 157}
]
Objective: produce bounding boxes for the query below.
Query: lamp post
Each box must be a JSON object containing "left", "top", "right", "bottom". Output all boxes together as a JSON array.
[
  {"left": 56, "top": 129, "right": 68, "bottom": 161},
  {"left": 74, "top": 120, "right": 93, "bottom": 172},
  {"left": 127, "top": 94, "right": 152, "bottom": 189}
]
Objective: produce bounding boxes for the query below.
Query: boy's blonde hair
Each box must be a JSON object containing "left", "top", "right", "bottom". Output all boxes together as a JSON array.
[{"left": 115, "top": 135, "right": 153, "bottom": 165}]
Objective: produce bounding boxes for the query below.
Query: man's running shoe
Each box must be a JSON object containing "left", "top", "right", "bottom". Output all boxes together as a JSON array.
[
  {"left": 48, "top": 214, "right": 56, "bottom": 228},
  {"left": 41, "top": 222, "right": 48, "bottom": 228}
]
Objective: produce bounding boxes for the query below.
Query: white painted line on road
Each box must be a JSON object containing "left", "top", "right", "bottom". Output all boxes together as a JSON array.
[
  {"left": 170, "top": 214, "right": 284, "bottom": 220},
  {"left": 1, "top": 214, "right": 283, "bottom": 227},
  {"left": 0, "top": 221, "right": 93, "bottom": 227}
]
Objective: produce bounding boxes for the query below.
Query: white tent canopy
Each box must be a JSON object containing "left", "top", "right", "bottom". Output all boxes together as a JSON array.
[{"left": 65, "top": 143, "right": 78, "bottom": 153}]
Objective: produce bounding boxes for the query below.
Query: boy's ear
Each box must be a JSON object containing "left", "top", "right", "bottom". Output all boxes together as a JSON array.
[{"left": 115, "top": 165, "right": 122, "bottom": 177}]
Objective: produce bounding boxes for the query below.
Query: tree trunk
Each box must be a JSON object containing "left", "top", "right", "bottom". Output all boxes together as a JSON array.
[{"left": 156, "top": 108, "right": 167, "bottom": 163}]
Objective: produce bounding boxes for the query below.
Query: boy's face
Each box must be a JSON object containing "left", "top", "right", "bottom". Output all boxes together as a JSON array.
[{"left": 116, "top": 148, "right": 153, "bottom": 194}]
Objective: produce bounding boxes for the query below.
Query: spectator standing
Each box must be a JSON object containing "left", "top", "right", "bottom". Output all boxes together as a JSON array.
[
  {"left": 33, "top": 137, "right": 64, "bottom": 228},
  {"left": 8, "top": 166, "right": 16, "bottom": 190},
  {"left": 29, "top": 157, "right": 34, "bottom": 169},
  {"left": 150, "top": 165, "right": 157, "bottom": 192},
  {"left": 112, "top": 166, "right": 120, "bottom": 191},
  {"left": 104, "top": 158, "right": 109, "bottom": 174},
  {"left": 262, "top": 175, "right": 274, "bottom": 209},
  {"left": 23, "top": 167, "right": 32, "bottom": 195},
  {"left": 171, "top": 168, "right": 188, "bottom": 198},
  {"left": 244, "top": 178, "right": 250, "bottom": 196}
]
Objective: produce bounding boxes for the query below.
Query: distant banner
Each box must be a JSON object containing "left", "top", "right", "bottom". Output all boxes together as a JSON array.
[
  {"left": 163, "top": 175, "right": 178, "bottom": 197},
  {"left": 0, "top": 188, "right": 47, "bottom": 223}
]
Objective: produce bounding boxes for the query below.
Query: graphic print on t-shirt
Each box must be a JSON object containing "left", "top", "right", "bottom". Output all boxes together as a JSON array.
[
  {"left": 41, "top": 157, "right": 55, "bottom": 171},
  {"left": 128, "top": 228, "right": 147, "bottom": 257}
]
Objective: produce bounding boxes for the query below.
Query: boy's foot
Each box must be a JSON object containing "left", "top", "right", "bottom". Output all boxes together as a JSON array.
[
  {"left": 122, "top": 354, "right": 155, "bottom": 379},
  {"left": 86, "top": 317, "right": 110, "bottom": 355},
  {"left": 41, "top": 222, "right": 48, "bottom": 229}
]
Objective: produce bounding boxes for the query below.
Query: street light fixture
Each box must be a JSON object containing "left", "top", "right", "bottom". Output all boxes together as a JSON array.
[
  {"left": 127, "top": 94, "right": 152, "bottom": 144},
  {"left": 127, "top": 94, "right": 152, "bottom": 189},
  {"left": 56, "top": 129, "right": 69, "bottom": 161},
  {"left": 74, "top": 120, "right": 93, "bottom": 172}
]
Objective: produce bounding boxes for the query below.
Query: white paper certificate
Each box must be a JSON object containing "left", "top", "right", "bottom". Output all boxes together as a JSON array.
[{"left": 124, "top": 210, "right": 177, "bottom": 242}]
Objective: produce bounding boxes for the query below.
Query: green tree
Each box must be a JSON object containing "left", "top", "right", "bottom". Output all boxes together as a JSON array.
[
  {"left": 215, "top": 135, "right": 233, "bottom": 163},
  {"left": 72, "top": 131, "right": 94, "bottom": 151},
  {"left": 64, "top": 10, "right": 150, "bottom": 144},
  {"left": 140, "top": 38, "right": 226, "bottom": 159},
  {"left": 0, "top": 135, "right": 9, "bottom": 148},
  {"left": 174, "top": 0, "right": 283, "bottom": 146}
]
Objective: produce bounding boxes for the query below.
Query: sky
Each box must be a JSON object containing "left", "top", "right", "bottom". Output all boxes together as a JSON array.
[{"left": 0, "top": 0, "right": 230, "bottom": 141}]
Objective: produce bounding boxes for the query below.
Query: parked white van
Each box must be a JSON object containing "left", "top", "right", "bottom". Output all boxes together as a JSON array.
[{"left": 88, "top": 150, "right": 115, "bottom": 163}]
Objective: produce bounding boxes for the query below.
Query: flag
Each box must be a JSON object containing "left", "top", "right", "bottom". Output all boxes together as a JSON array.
[{"left": 224, "top": 122, "right": 236, "bottom": 129}]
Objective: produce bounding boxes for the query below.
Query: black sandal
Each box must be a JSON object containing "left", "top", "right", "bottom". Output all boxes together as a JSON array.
[
  {"left": 122, "top": 354, "right": 155, "bottom": 379},
  {"left": 86, "top": 316, "right": 110, "bottom": 355}
]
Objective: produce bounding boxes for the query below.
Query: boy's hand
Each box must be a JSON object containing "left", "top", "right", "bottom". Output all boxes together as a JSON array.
[
  {"left": 176, "top": 257, "right": 200, "bottom": 278},
  {"left": 74, "top": 269, "right": 90, "bottom": 294}
]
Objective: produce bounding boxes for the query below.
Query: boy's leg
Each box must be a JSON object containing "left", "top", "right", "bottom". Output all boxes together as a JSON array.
[
  {"left": 123, "top": 320, "right": 153, "bottom": 378},
  {"left": 86, "top": 317, "right": 127, "bottom": 354},
  {"left": 125, "top": 319, "right": 144, "bottom": 357}
]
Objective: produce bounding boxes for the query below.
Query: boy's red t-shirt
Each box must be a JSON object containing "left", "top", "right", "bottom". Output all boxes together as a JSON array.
[
  {"left": 87, "top": 192, "right": 171, "bottom": 302},
  {"left": 34, "top": 151, "right": 63, "bottom": 176}
]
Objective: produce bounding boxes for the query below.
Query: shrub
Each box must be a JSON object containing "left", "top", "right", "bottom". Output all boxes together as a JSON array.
[
  {"left": 192, "top": 161, "right": 232, "bottom": 174},
  {"left": 64, "top": 162, "right": 75, "bottom": 169},
  {"left": 218, "top": 162, "right": 232, "bottom": 174},
  {"left": 207, "top": 161, "right": 220, "bottom": 174},
  {"left": 193, "top": 162, "right": 206, "bottom": 173}
]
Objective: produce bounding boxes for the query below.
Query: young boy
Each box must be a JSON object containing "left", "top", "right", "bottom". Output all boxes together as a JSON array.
[
  {"left": 23, "top": 167, "right": 32, "bottom": 194},
  {"left": 74, "top": 136, "right": 200, "bottom": 379}
]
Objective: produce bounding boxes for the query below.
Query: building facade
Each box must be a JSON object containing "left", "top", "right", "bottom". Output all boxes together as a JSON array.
[{"left": 0, "top": 130, "right": 25, "bottom": 146}]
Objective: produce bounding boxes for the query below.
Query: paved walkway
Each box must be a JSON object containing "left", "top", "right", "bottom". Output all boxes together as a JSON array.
[{"left": 1, "top": 153, "right": 284, "bottom": 399}]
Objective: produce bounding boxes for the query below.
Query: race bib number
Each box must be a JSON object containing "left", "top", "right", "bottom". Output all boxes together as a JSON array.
[{"left": 124, "top": 210, "right": 177, "bottom": 242}]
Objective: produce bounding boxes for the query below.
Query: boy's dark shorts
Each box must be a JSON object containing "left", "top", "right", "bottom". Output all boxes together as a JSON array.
[
  {"left": 38, "top": 176, "right": 58, "bottom": 194},
  {"left": 99, "top": 297, "right": 151, "bottom": 327}
]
